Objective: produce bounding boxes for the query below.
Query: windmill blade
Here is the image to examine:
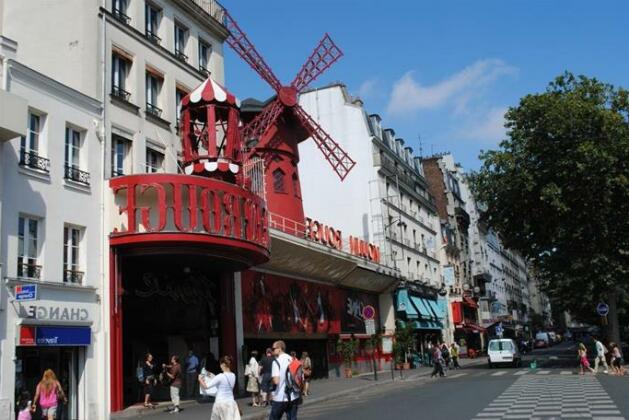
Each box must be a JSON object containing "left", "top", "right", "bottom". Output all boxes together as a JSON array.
[
  {"left": 291, "top": 105, "right": 356, "bottom": 181},
  {"left": 291, "top": 34, "right": 343, "bottom": 93},
  {"left": 242, "top": 99, "right": 284, "bottom": 146},
  {"left": 222, "top": 9, "right": 282, "bottom": 92}
]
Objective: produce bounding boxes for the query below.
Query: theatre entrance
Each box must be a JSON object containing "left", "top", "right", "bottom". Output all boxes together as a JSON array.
[{"left": 119, "top": 251, "right": 234, "bottom": 407}]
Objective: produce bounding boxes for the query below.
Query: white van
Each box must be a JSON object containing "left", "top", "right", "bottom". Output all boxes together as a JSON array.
[{"left": 488, "top": 338, "right": 521, "bottom": 368}]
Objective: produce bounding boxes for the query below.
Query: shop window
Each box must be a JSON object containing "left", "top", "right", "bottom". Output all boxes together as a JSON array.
[
  {"left": 272, "top": 168, "right": 286, "bottom": 193},
  {"left": 18, "top": 215, "right": 41, "bottom": 279}
]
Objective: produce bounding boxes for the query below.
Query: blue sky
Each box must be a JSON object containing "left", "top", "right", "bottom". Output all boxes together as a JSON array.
[{"left": 221, "top": 0, "right": 629, "bottom": 170}]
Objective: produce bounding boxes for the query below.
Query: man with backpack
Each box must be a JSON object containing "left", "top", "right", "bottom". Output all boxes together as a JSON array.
[{"left": 270, "top": 340, "right": 302, "bottom": 420}]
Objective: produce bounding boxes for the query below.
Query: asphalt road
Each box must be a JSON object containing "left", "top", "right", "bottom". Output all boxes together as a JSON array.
[{"left": 300, "top": 342, "right": 629, "bottom": 420}]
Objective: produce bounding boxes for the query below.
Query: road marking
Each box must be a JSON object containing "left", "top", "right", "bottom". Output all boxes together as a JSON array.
[
  {"left": 513, "top": 370, "right": 528, "bottom": 375},
  {"left": 491, "top": 371, "right": 508, "bottom": 376},
  {"left": 536, "top": 370, "right": 551, "bottom": 374},
  {"left": 560, "top": 370, "right": 573, "bottom": 375},
  {"left": 447, "top": 373, "right": 467, "bottom": 379}
]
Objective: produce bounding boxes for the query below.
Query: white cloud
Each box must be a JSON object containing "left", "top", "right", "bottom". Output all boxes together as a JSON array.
[
  {"left": 386, "top": 59, "right": 517, "bottom": 116},
  {"left": 357, "top": 79, "right": 377, "bottom": 98},
  {"left": 458, "top": 106, "right": 508, "bottom": 145}
]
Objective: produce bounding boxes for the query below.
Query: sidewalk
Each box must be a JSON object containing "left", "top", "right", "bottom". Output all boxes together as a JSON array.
[{"left": 111, "top": 358, "right": 485, "bottom": 419}]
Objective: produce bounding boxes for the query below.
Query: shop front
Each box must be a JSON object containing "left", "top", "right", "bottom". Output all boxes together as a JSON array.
[
  {"left": 241, "top": 271, "right": 383, "bottom": 377},
  {"left": 395, "top": 286, "right": 447, "bottom": 362},
  {"left": 7, "top": 281, "right": 99, "bottom": 420},
  {"left": 451, "top": 297, "right": 486, "bottom": 356}
]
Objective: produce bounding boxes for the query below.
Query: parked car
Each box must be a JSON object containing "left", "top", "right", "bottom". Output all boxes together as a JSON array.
[
  {"left": 488, "top": 339, "right": 522, "bottom": 368},
  {"left": 535, "top": 332, "right": 551, "bottom": 346}
]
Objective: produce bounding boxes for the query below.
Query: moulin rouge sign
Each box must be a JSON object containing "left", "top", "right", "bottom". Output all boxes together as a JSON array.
[
  {"left": 109, "top": 174, "right": 269, "bottom": 252},
  {"left": 304, "top": 217, "right": 381, "bottom": 263}
]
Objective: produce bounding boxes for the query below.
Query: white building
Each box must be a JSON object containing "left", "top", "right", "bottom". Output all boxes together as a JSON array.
[
  {"left": 298, "top": 84, "right": 444, "bottom": 338},
  {"left": 0, "top": 1, "right": 228, "bottom": 418}
]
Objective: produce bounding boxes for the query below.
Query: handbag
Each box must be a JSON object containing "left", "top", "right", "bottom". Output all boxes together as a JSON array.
[
  {"left": 199, "top": 369, "right": 217, "bottom": 397},
  {"left": 244, "top": 364, "right": 252, "bottom": 376}
]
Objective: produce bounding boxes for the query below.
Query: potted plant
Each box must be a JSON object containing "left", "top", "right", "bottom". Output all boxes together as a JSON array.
[
  {"left": 394, "top": 322, "right": 415, "bottom": 370},
  {"left": 337, "top": 338, "right": 358, "bottom": 378}
]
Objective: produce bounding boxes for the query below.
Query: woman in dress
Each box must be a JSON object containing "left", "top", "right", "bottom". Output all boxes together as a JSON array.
[
  {"left": 32, "top": 369, "right": 67, "bottom": 420},
  {"left": 578, "top": 343, "right": 596, "bottom": 375},
  {"left": 609, "top": 343, "right": 625, "bottom": 375},
  {"left": 246, "top": 350, "right": 260, "bottom": 407},
  {"left": 301, "top": 351, "right": 312, "bottom": 397},
  {"left": 259, "top": 348, "right": 273, "bottom": 407},
  {"left": 198, "top": 356, "right": 241, "bottom": 420}
]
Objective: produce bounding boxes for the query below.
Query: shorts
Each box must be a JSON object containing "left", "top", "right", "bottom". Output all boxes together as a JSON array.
[
  {"left": 614, "top": 358, "right": 623, "bottom": 368},
  {"left": 41, "top": 406, "right": 57, "bottom": 418}
]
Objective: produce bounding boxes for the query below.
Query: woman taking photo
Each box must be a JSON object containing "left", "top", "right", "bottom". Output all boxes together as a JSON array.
[
  {"left": 198, "top": 355, "right": 241, "bottom": 420},
  {"left": 32, "top": 369, "right": 67, "bottom": 420}
]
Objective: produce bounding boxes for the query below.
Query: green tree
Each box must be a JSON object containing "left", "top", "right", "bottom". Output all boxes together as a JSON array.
[{"left": 470, "top": 73, "right": 629, "bottom": 344}]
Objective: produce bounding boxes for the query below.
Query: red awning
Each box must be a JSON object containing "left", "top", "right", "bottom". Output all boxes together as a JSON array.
[
  {"left": 455, "top": 322, "right": 486, "bottom": 333},
  {"left": 463, "top": 296, "right": 479, "bottom": 309},
  {"left": 181, "top": 76, "right": 240, "bottom": 107}
]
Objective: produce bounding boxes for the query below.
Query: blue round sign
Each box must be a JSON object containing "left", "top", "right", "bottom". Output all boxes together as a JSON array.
[{"left": 597, "top": 303, "right": 609, "bottom": 316}]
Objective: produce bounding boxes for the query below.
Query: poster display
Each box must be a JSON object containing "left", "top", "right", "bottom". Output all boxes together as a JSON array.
[{"left": 242, "top": 272, "right": 379, "bottom": 336}]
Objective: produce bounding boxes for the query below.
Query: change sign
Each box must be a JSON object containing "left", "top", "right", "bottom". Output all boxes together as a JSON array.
[{"left": 15, "top": 284, "right": 37, "bottom": 301}]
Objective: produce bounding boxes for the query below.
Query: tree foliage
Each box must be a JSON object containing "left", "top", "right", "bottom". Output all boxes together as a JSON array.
[{"left": 470, "top": 73, "right": 629, "bottom": 328}]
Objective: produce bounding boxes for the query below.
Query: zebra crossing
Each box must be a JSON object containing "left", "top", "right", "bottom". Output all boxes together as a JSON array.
[
  {"left": 473, "top": 374, "right": 623, "bottom": 419},
  {"left": 439, "top": 368, "right": 585, "bottom": 379}
]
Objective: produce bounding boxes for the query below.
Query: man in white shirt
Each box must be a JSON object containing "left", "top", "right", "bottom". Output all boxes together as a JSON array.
[
  {"left": 594, "top": 337, "right": 609, "bottom": 373},
  {"left": 269, "top": 340, "right": 299, "bottom": 420}
]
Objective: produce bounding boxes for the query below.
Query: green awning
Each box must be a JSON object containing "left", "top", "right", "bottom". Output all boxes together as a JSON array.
[
  {"left": 410, "top": 295, "right": 434, "bottom": 320},
  {"left": 396, "top": 289, "right": 419, "bottom": 318}
]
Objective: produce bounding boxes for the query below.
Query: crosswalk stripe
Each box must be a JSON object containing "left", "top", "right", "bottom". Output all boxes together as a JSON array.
[
  {"left": 448, "top": 373, "right": 467, "bottom": 378},
  {"left": 513, "top": 370, "right": 528, "bottom": 375},
  {"left": 537, "top": 370, "right": 551, "bottom": 374},
  {"left": 560, "top": 371, "right": 573, "bottom": 375},
  {"left": 491, "top": 371, "right": 508, "bottom": 376}
]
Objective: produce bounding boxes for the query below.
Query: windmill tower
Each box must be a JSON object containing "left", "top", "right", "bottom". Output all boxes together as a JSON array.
[{"left": 222, "top": 9, "right": 356, "bottom": 223}]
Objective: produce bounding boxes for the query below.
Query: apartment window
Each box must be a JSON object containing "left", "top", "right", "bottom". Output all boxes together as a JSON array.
[
  {"left": 19, "top": 112, "right": 50, "bottom": 172},
  {"left": 111, "top": 134, "right": 131, "bottom": 177},
  {"left": 18, "top": 216, "right": 40, "bottom": 279},
  {"left": 112, "top": 52, "right": 131, "bottom": 101},
  {"left": 174, "top": 23, "right": 188, "bottom": 62},
  {"left": 64, "top": 225, "right": 84, "bottom": 284},
  {"left": 292, "top": 173, "right": 301, "bottom": 198},
  {"left": 145, "top": 70, "right": 163, "bottom": 117},
  {"left": 198, "top": 40, "right": 211, "bottom": 73},
  {"left": 65, "top": 127, "right": 90, "bottom": 185},
  {"left": 145, "top": 3, "right": 161, "bottom": 44},
  {"left": 272, "top": 168, "right": 286, "bottom": 193},
  {"left": 146, "top": 147, "right": 164, "bottom": 173},
  {"left": 112, "top": 0, "right": 130, "bottom": 24}
]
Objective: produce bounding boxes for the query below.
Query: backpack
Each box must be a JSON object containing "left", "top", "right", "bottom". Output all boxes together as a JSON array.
[
  {"left": 136, "top": 366, "right": 144, "bottom": 383},
  {"left": 274, "top": 358, "right": 305, "bottom": 401}
]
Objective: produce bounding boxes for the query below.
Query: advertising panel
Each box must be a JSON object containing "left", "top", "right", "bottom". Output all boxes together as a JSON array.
[{"left": 242, "top": 272, "right": 379, "bottom": 336}]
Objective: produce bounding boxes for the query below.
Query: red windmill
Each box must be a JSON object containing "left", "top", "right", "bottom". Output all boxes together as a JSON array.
[{"left": 222, "top": 10, "right": 356, "bottom": 182}]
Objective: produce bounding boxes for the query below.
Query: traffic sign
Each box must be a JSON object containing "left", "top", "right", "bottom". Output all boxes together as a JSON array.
[
  {"left": 362, "top": 305, "right": 376, "bottom": 321},
  {"left": 365, "top": 319, "right": 376, "bottom": 336},
  {"left": 495, "top": 322, "right": 504, "bottom": 337},
  {"left": 15, "top": 284, "right": 37, "bottom": 301},
  {"left": 596, "top": 303, "right": 609, "bottom": 317}
]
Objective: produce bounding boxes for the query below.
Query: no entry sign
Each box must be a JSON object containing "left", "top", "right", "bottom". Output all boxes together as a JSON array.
[
  {"left": 596, "top": 303, "right": 609, "bottom": 317},
  {"left": 362, "top": 305, "right": 376, "bottom": 320}
]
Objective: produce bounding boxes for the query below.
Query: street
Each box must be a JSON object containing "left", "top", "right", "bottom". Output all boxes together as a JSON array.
[{"left": 117, "top": 343, "right": 629, "bottom": 420}]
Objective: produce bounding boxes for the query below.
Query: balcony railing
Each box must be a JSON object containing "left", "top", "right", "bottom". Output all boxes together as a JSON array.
[
  {"left": 65, "top": 165, "right": 90, "bottom": 185},
  {"left": 145, "top": 31, "right": 161, "bottom": 45},
  {"left": 18, "top": 262, "right": 42, "bottom": 279},
  {"left": 175, "top": 50, "right": 188, "bottom": 62},
  {"left": 190, "top": 0, "right": 225, "bottom": 23},
  {"left": 19, "top": 149, "right": 50, "bottom": 173},
  {"left": 111, "top": 168, "right": 125, "bottom": 178},
  {"left": 112, "top": 8, "right": 131, "bottom": 24},
  {"left": 111, "top": 85, "right": 131, "bottom": 102},
  {"left": 64, "top": 269, "right": 85, "bottom": 284},
  {"left": 146, "top": 103, "right": 163, "bottom": 118}
]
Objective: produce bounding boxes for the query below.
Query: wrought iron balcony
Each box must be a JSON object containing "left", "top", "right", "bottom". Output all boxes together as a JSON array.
[
  {"left": 18, "top": 262, "right": 42, "bottom": 279},
  {"left": 64, "top": 269, "right": 85, "bottom": 284},
  {"left": 112, "top": 8, "right": 131, "bottom": 24},
  {"left": 64, "top": 165, "right": 90, "bottom": 185},
  {"left": 111, "top": 168, "right": 125, "bottom": 178},
  {"left": 111, "top": 85, "right": 131, "bottom": 102},
  {"left": 175, "top": 49, "right": 188, "bottom": 62},
  {"left": 146, "top": 103, "right": 163, "bottom": 118},
  {"left": 145, "top": 31, "right": 161, "bottom": 45},
  {"left": 19, "top": 149, "right": 50, "bottom": 172}
]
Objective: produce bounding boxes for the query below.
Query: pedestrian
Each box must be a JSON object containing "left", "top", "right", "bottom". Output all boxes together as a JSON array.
[
  {"left": 32, "top": 369, "right": 67, "bottom": 420},
  {"left": 164, "top": 355, "right": 183, "bottom": 413},
  {"left": 269, "top": 340, "right": 300, "bottom": 420},
  {"left": 141, "top": 353, "right": 157, "bottom": 408},
  {"left": 290, "top": 351, "right": 297, "bottom": 360},
  {"left": 259, "top": 348, "right": 274, "bottom": 407},
  {"left": 426, "top": 341, "right": 433, "bottom": 365},
  {"left": 198, "top": 355, "right": 241, "bottom": 420},
  {"left": 430, "top": 344, "right": 444, "bottom": 378},
  {"left": 203, "top": 352, "right": 220, "bottom": 375},
  {"left": 300, "top": 352, "right": 312, "bottom": 397},
  {"left": 185, "top": 349, "right": 200, "bottom": 398},
  {"left": 609, "top": 343, "right": 625, "bottom": 376},
  {"left": 17, "top": 390, "right": 35, "bottom": 420},
  {"left": 441, "top": 343, "right": 451, "bottom": 372},
  {"left": 578, "top": 343, "right": 595, "bottom": 375},
  {"left": 246, "top": 350, "right": 261, "bottom": 407},
  {"left": 593, "top": 337, "right": 609, "bottom": 374},
  {"left": 450, "top": 343, "right": 460, "bottom": 369}
]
